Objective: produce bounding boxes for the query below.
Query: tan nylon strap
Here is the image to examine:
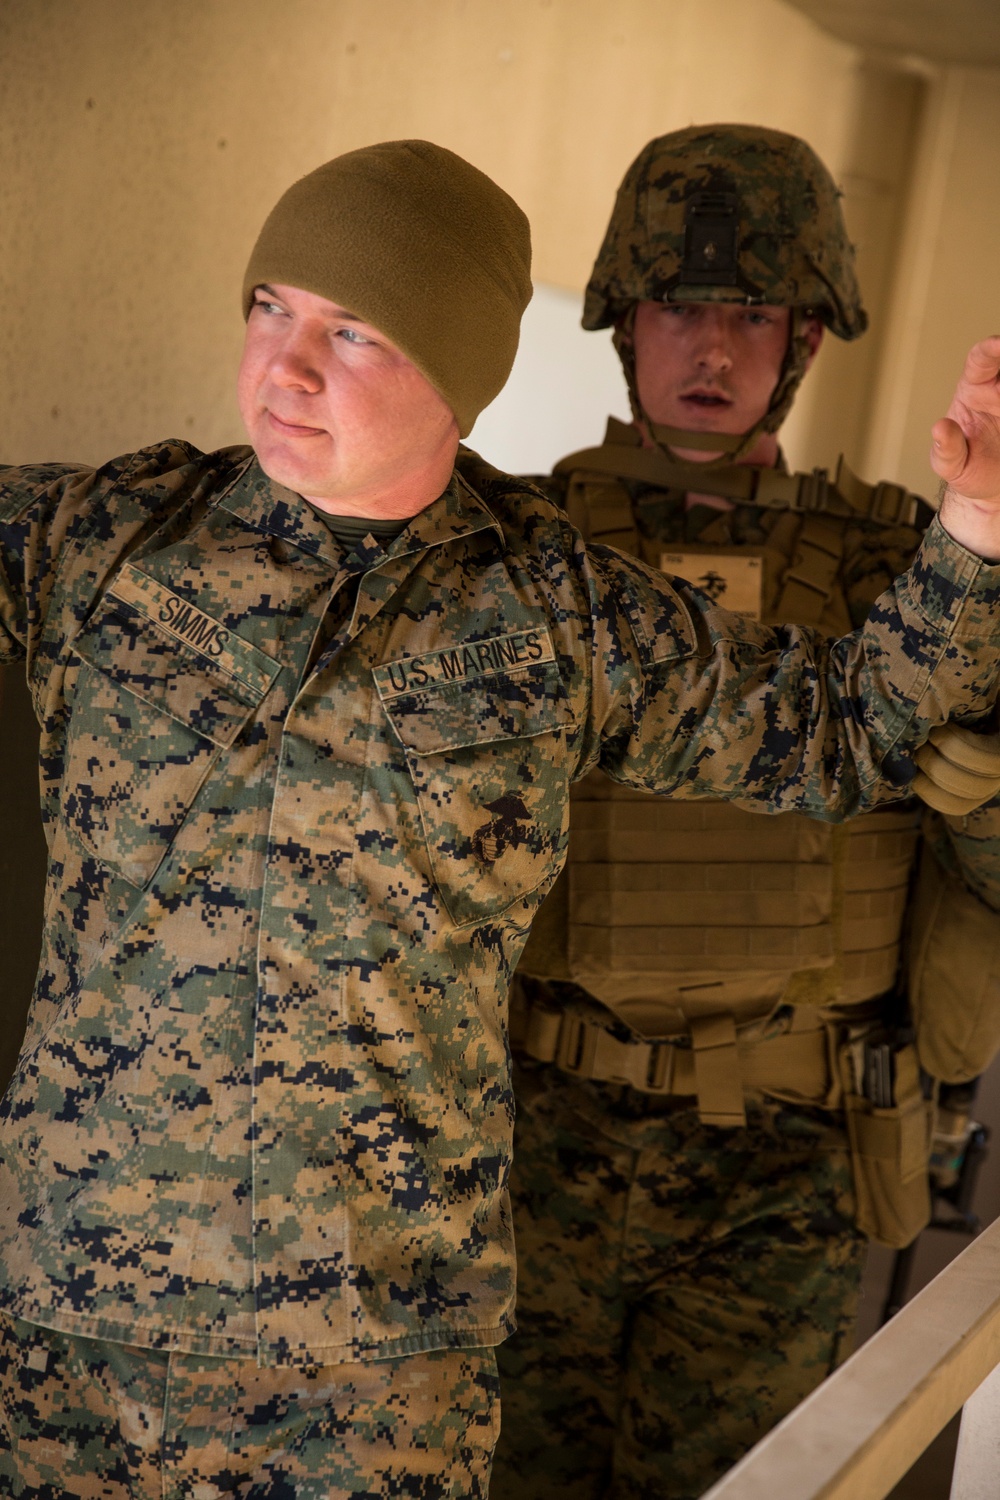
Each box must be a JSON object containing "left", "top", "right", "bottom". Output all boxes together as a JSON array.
[
  {"left": 521, "top": 1002, "right": 562, "bottom": 1064},
  {"left": 646, "top": 421, "right": 746, "bottom": 454},
  {"left": 529, "top": 1011, "right": 676, "bottom": 1094},
  {"left": 555, "top": 442, "right": 764, "bottom": 503},
  {"left": 588, "top": 1025, "right": 672, "bottom": 1093},
  {"left": 690, "top": 1013, "right": 746, "bottom": 1128},
  {"left": 514, "top": 999, "right": 840, "bottom": 1122},
  {"left": 553, "top": 440, "right": 931, "bottom": 530},
  {"left": 832, "top": 457, "right": 935, "bottom": 530},
  {"left": 773, "top": 514, "right": 846, "bottom": 628},
  {"left": 565, "top": 476, "right": 637, "bottom": 552},
  {"left": 516, "top": 1004, "right": 680, "bottom": 1094}
]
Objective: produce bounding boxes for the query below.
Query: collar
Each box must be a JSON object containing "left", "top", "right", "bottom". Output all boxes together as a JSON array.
[{"left": 215, "top": 451, "right": 504, "bottom": 572}]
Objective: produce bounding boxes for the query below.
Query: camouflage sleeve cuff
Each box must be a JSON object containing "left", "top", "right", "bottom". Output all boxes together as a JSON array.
[{"left": 904, "top": 514, "right": 1000, "bottom": 641}]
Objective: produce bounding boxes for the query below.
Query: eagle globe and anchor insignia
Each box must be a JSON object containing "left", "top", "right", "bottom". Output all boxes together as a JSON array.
[{"left": 473, "top": 794, "right": 532, "bottom": 864}]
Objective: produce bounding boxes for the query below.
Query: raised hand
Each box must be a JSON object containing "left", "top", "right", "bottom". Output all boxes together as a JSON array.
[{"left": 933, "top": 336, "right": 1000, "bottom": 558}]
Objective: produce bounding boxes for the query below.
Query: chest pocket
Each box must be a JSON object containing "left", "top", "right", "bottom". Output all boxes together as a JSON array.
[
  {"left": 377, "top": 654, "right": 575, "bottom": 928},
  {"left": 65, "top": 568, "right": 280, "bottom": 888}
]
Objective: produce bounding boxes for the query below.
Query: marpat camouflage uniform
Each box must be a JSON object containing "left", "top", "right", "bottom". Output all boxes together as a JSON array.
[
  {"left": 1, "top": 438, "right": 999, "bottom": 1471},
  {"left": 491, "top": 438, "right": 1000, "bottom": 1500},
  {"left": 489, "top": 121, "right": 1000, "bottom": 1500},
  {"left": 496, "top": 1077, "right": 859, "bottom": 1500},
  {"left": 0, "top": 1311, "right": 498, "bottom": 1497}
]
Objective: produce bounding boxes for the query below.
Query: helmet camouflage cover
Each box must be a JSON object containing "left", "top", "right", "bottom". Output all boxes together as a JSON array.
[{"left": 583, "top": 123, "right": 867, "bottom": 341}]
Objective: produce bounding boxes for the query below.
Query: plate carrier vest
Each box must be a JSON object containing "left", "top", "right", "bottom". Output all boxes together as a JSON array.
[{"left": 516, "top": 427, "right": 927, "bottom": 1134}]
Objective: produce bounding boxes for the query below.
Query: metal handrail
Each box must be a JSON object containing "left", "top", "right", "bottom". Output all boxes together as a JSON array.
[{"left": 699, "top": 1212, "right": 1000, "bottom": 1500}]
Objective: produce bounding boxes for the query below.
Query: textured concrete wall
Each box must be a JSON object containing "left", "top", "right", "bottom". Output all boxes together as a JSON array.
[
  {"left": 2, "top": 1, "right": 991, "bottom": 481},
  {"left": 0, "top": 0, "right": 866, "bottom": 469},
  {"left": 864, "top": 65, "right": 1000, "bottom": 498}
]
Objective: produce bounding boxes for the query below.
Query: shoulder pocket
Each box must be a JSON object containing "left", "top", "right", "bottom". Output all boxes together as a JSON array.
[
  {"left": 65, "top": 564, "right": 280, "bottom": 887},
  {"left": 377, "top": 648, "right": 575, "bottom": 927}
]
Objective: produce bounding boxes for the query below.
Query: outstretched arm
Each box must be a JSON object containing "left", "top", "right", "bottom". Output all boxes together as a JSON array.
[{"left": 933, "top": 335, "right": 1000, "bottom": 559}]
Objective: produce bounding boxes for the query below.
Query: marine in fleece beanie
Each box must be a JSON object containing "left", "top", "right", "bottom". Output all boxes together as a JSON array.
[{"left": 242, "top": 140, "right": 533, "bottom": 437}]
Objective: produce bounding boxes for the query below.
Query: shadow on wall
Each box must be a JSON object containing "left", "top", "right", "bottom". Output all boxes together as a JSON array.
[{"left": 0, "top": 667, "right": 45, "bottom": 1094}]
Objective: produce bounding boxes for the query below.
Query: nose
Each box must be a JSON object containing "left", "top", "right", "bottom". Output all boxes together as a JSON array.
[
  {"left": 692, "top": 310, "right": 734, "bottom": 375},
  {"left": 269, "top": 327, "right": 324, "bottom": 393}
]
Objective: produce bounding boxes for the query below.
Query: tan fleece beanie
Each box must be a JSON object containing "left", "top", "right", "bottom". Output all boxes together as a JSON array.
[{"left": 242, "top": 140, "right": 532, "bottom": 437}]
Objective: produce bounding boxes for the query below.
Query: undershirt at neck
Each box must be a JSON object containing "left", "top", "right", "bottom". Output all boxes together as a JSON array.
[{"left": 305, "top": 504, "right": 410, "bottom": 546}]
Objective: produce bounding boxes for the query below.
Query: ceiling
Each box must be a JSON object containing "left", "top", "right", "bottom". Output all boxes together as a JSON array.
[{"left": 784, "top": 0, "right": 1000, "bottom": 68}]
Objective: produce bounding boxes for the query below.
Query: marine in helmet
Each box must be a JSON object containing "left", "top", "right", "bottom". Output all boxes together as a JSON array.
[{"left": 490, "top": 124, "right": 1000, "bottom": 1500}]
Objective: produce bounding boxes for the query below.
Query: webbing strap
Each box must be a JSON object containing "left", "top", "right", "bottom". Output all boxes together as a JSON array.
[
  {"left": 773, "top": 514, "right": 846, "bottom": 628},
  {"left": 565, "top": 476, "right": 636, "bottom": 551},
  {"left": 646, "top": 421, "right": 746, "bottom": 455},
  {"left": 554, "top": 434, "right": 932, "bottom": 531},
  {"left": 690, "top": 1013, "right": 746, "bottom": 1128},
  {"left": 513, "top": 998, "right": 840, "bottom": 1123}
]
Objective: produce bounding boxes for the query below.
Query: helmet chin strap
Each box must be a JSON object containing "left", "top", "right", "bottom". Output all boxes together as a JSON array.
[{"left": 612, "top": 307, "right": 815, "bottom": 470}]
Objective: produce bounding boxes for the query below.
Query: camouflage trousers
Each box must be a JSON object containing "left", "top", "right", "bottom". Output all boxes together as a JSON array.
[
  {"left": 0, "top": 1314, "right": 499, "bottom": 1498},
  {"left": 491, "top": 1060, "right": 866, "bottom": 1500}
]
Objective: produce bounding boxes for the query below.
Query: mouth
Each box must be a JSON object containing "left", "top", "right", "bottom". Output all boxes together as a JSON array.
[
  {"left": 266, "top": 411, "right": 327, "bottom": 438},
  {"left": 679, "top": 389, "right": 733, "bottom": 411}
]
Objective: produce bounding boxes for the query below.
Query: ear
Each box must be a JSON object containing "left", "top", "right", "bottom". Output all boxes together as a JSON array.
[
  {"left": 614, "top": 310, "right": 636, "bottom": 348},
  {"left": 802, "top": 315, "right": 824, "bottom": 371}
]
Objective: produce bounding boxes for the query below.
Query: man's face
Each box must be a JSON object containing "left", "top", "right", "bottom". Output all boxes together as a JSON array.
[
  {"left": 238, "top": 283, "right": 459, "bottom": 517},
  {"left": 632, "top": 300, "right": 817, "bottom": 460}
]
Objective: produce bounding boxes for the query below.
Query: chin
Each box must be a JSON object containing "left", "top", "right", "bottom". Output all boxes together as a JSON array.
[
  {"left": 252, "top": 441, "right": 314, "bottom": 496},
  {"left": 675, "top": 411, "right": 738, "bottom": 432},
  {"left": 258, "top": 459, "right": 317, "bottom": 497}
]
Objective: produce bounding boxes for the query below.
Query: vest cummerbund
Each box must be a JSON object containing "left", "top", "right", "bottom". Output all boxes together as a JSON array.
[{"left": 521, "top": 771, "right": 920, "bottom": 1036}]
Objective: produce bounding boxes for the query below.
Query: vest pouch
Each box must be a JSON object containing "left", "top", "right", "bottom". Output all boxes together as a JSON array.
[
  {"left": 842, "top": 1042, "right": 932, "bottom": 1248},
  {"left": 65, "top": 565, "right": 277, "bottom": 888},
  {"left": 563, "top": 784, "right": 839, "bottom": 1021},
  {"left": 908, "top": 842, "right": 1000, "bottom": 1082}
]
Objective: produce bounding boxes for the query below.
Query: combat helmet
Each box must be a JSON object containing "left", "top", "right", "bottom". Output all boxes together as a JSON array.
[{"left": 585, "top": 124, "right": 867, "bottom": 461}]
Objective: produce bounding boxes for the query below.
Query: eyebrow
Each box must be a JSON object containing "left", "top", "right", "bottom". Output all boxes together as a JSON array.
[{"left": 256, "top": 284, "right": 365, "bottom": 322}]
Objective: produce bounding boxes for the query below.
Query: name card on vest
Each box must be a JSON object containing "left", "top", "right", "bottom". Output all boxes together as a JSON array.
[{"left": 660, "top": 550, "right": 764, "bottom": 619}]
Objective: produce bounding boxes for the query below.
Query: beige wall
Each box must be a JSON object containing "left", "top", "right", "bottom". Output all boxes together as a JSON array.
[
  {"left": 0, "top": 0, "right": 997, "bottom": 492},
  {"left": 781, "top": 61, "right": 924, "bottom": 473},
  {"left": 864, "top": 65, "right": 1000, "bottom": 496}
]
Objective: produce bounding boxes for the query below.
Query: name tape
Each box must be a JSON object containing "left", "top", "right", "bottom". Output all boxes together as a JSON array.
[{"left": 375, "top": 626, "right": 555, "bottom": 699}]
